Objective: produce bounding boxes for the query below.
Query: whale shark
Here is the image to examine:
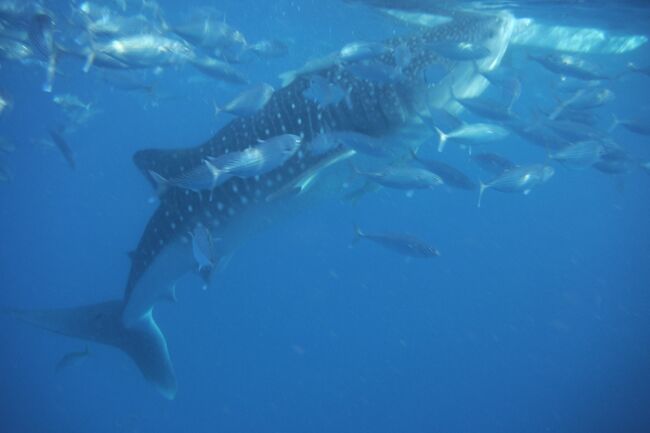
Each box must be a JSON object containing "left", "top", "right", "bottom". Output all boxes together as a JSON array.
[{"left": 2, "top": 7, "right": 643, "bottom": 399}]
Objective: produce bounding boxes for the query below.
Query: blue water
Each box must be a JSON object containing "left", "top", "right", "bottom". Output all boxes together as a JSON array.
[{"left": 1, "top": 1, "right": 650, "bottom": 432}]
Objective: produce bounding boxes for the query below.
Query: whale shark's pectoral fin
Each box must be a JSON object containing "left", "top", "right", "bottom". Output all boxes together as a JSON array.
[
  {"left": 122, "top": 239, "right": 195, "bottom": 327},
  {"left": 1, "top": 300, "right": 177, "bottom": 399}
]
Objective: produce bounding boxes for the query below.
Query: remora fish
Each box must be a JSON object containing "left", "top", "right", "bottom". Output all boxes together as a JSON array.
[
  {"left": 353, "top": 225, "right": 440, "bottom": 258},
  {"left": 6, "top": 10, "right": 517, "bottom": 399}
]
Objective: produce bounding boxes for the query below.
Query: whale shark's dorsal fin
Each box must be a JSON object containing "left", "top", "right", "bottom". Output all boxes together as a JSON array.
[{"left": 1, "top": 300, "right": 177, "bottom": 399}]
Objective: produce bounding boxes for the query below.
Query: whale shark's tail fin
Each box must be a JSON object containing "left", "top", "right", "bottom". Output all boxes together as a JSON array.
[{"left": 1, "top": 300, "right": 176, "bottom": 399}]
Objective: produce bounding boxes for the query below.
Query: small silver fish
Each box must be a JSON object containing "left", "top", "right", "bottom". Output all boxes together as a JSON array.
[
  {"left": 190, "top": 222, "right": 218, "bottom": 288},
  {"left": 410, "top": 149, "right": 477, "bottom": 191},
  {"left": 478, "top": 164, "right": 555, "bottom": 207},
  {"left": 627, "top": 62, "right": 650, "bottom": 77},
  {"left": 354, "top": 225, "right": 440, "bottom": 258},
  {"left": 529, "top": 53, "right": 611, "bottom": 81},
  {"left": 611, "top": 116, "right": 650, "bottom": 136},
  {"left": 214, "top": 83, "right": 274, "bottom": 117},
  {"left": 278, "top": 52, "right": 340, "bottom": 86},
  {"left": 49, "top": 130, "right": 75, "bottom": 170},
  {"left": 53, "top": 94, "right": 92, "bottom": 112},
  {"left": 248, "top": 39, "right": 288, "bottom": 59},
  {"left": 91, "top": 34, "right": 193, "bottom": 70},
  {"left": 543, "top": 119, "right": 609, "bottom": 142},
  {"left": 170, "top": 12, "right": 246, "bottom": 53},
  {"left": 435, "top": 122, "right": 509, "bottom": 152},
  {"left": 452, "top": 89, "right": 513, "bottom": 122},
  {"left": 28, "top": 12, "right": 57, "bottom": 92},
  {"left": 339, "top": 41, "right": 389, "bottom": 63},
  {"left": 549, "top": 88, "right": 615, "bottom": 120},
  {"left": 149, "top": 159, "right": 225, "bottom": 195},
  {"left": 188, "top": 55, "right": 249, "bottom": 84},
  {"left": 549, "top": 141, "right": 607, "bottom": 169},
  {"left": 355, "top": 166, "right": 443, "bottom": 190},
  {"left": 207, "top": 134, "right": 301, "bottom": 178},
  {"left": 471, "top": 152, "right": 517, "bottom": 175},
  {"left": 592, "top": 146, "right": 634, "bottom": 175}
]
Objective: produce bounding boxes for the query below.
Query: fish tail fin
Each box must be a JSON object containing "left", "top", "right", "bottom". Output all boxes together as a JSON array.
[
  {"left": 435, "top": 127, "right": 448, "bottom": 152},
  {"left": 352, "top": 223, "right": 364, "bottom": 244},
  {"left": 212, "top": 100, "right": 222, "bottom": 117},
  {"left": 2, "top": 300, "right": 177, "bottom": 399},
  {"left": 83, "top": 51, "right": 96, "bottom": 73},
  {"left": 153, "top": 4, "right": 169, "bottom": 31},
  {"left": 148, "top": 169, "right": 169, "bottom": 196},
  {"left": 409, "top": 146, "right": 420, "bottom": 161},
  {"left": 477, "top": 180, "right": 488, "bottom": 208},
  {"left": 203, "top": 158, "right": 222, "bottom": 184}
]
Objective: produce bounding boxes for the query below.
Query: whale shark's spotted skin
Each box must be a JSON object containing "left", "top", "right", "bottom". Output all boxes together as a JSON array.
[{"left": 125, "top": 11, "right": 507, "bottom": 304}]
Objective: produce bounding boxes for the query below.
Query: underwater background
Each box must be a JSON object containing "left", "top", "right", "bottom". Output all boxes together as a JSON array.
[{"left": 1, "top": 1, "right": 650, "bottom": 432}]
